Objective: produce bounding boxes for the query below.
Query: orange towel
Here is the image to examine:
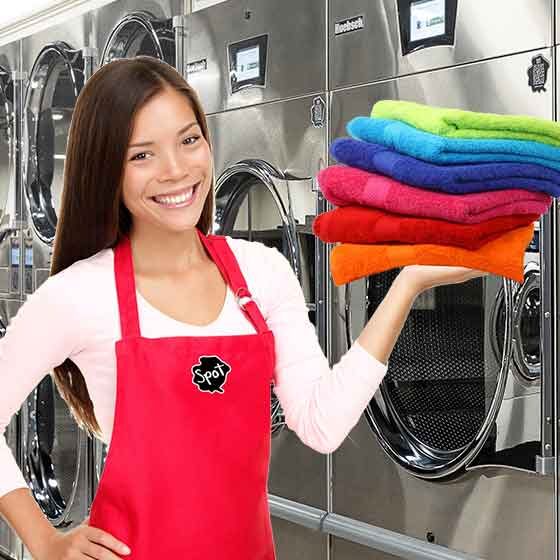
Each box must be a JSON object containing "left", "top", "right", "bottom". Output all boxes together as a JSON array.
[{"left": 330, "top": 223, "right": 534, "bottom": 285}]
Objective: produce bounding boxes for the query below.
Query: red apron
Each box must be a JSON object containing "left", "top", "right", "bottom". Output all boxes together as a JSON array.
[{"left": 88, "top": 229, "right": 276, "bottom": 559}]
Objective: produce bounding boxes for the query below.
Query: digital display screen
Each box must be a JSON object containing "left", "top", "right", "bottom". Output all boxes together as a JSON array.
[
  {"left": 10, "top": 246, "right": 19, "bottom": 266},
  {"left": 228, "top": 34, "right": 268, "bottom": 94},
  {"left": 410, "top": 0, "right": 445, "bottom": 42},
  {"left": 25, "top": 247, "right": 33, "bottom": 266},
  {"left": 235, "top": 45, "right": 260, "bottom": 81}
]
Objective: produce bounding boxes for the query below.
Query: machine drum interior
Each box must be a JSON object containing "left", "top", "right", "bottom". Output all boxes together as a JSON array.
[{"left": 366, "top": 270, "right": 502, "bottom": 475}]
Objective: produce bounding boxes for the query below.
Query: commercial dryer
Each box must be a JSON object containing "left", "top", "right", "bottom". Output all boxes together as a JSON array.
[
  {"left": 0, "top": 40, "right": 24, "bottom": 302},
  {"left": 19, "top": 14, "right": 96, "bottom": 548},
  {"left": 326, "top": 1, "right": 556, "bottom": 559},
  {"left": 184, "top": 0, "right": 330, "bottom": 557},
  {"left": 0, "top": 38, "right": 26, "bottom": 560},
  {"left": 0, "top": 300, "right": 24, "bottom": 560},
  {"left": 91, "top": 0, "right": 183, "bottom": 67}
]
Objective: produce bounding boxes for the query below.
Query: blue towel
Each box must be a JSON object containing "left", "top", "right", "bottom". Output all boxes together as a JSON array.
[
  {"left": 348, "top": 117, "right": 560, "bottom": 172},
  {"left": 331, "top": 137, "right": 560, "bottom": 197}
]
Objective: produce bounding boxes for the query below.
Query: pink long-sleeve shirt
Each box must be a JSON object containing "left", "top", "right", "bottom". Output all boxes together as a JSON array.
[{"left": 0, "top": 236, "right": 387, "bottom": 499}]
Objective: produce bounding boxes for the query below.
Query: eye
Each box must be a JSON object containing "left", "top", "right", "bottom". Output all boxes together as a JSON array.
[
  {"left": 183, "top": 135, "right": 200, "bottom": 146},
  {"left": 130, "top": 152, "right": 148, "bottom": 161}
]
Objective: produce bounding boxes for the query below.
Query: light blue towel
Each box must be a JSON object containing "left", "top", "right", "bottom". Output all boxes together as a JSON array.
[{"left": 348, "top": 117, "right": 560, "bottom": 172}]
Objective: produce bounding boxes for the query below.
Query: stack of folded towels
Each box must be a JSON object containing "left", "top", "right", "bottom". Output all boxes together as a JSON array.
[{"left": 313, "top": 100, "right": 560, "bottom": 285}]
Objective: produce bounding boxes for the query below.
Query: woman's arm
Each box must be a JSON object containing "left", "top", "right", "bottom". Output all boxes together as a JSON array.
[
  {"left": 255, "top": 242, "right": 485, "bottom": 453},
  {"left": 0, "top": 273, "right": 83, "bottom": 548},
  {"left": 0, "top": 487, "right": 130, "bottom": 559},
  {"left": 355, "top": 270, "right": 418, "bottom": 366},
  {"left": 0, "top": 488, "right": 58, "bottom": 557}
]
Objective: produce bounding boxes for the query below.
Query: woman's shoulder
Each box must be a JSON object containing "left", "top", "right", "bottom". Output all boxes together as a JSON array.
[
  {"left": 30, "top": 247, "right": 115, "bottom": 308},
  {"left": 221, "top": 235, "right": 301, "bottom": 307},
  {"left": 10, "top": 248, "right": 117, "bottom": 357}
]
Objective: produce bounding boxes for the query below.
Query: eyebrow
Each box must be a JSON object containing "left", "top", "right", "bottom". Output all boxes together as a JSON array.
[{"left": 128, "top": 121, "right": 199, "bottom": 149}]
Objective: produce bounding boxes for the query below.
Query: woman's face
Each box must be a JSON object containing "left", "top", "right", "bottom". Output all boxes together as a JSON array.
[{"left": 121, "top": 87, "right": 212, "bottom": 235}]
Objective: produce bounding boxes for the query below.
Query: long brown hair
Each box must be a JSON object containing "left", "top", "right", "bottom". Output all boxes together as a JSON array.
[{"left": 51, "top": 56, "right": 214, "bottom": 436}]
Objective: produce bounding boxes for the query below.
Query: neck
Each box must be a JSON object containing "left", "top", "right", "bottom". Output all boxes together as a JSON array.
[{"left": 128, "top": 223, "right": 208, "bottom": 276}]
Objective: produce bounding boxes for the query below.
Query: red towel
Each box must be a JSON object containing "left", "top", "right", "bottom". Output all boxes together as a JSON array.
[
  {"left": 313, "top": 206, "right": 539, "bottom": 250},
  {"left": 331, "top": 224, "right": 534, "bottom": 285},
  {"left": 319, "top": 165, "right": 552, "bottom": 224}
]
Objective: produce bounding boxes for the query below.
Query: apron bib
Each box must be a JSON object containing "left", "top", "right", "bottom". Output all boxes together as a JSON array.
[{"left": 88, "top": 229, "right": 276, "bottom": 559}]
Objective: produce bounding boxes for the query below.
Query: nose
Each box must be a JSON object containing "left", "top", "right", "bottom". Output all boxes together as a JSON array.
[{"left": 158, "top": 149, "right": 187, "bottom": 183}]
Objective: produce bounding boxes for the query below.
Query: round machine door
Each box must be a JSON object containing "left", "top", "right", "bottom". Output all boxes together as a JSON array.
[
  {"left": 512, "top": 262, "right": 540, "bottom": 382},
  {"left": 23, "top": 42, "right": 85, "bottom": 245},
  {"left": 215, "top": 160, "right": 316, "bottom": 437},
  {"left": 0, "top": 302, "right": 21, "bottom": 560},
  {"left": 92, "top": 438, "right": 108, "bottom": 494},
  {"left": 491, "top": 263, "right": 541, "bottom": 381},
  {"left": 0, "top": 66, "right": 14, "bottom": 236},
  {"left": 100, "top": 11, "right": 175, "bottom": 66},
  {"left": 343, "top": 272, "right": 513, "bottom": 479},
  {"left": 23, "top": 374, "right": 87, "bottom": 527}
]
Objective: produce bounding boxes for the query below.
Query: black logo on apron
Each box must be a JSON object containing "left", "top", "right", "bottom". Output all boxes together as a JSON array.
[{"left": 192, "top": 356, "right": 231, "bottom": 394}]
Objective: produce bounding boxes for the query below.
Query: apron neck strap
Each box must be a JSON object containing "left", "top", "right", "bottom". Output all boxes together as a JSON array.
[
  {"left": 196, "top": 230, "right": 270, "bottom": 334},
  {"left": 114, "top": 236, "right": 141, "bottom": 339},
  {"left": 113, "top": 230, "right": 270, "bottom": 339}
]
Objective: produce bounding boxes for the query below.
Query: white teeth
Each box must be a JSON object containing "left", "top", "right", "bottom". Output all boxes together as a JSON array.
[{"left": 154, "top": 186, "right": 195, "bottom": 205}]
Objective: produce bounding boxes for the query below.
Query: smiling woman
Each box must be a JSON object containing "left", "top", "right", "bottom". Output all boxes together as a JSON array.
[{"left": 51, "top": 57, "right": 215, "bottom": 431}]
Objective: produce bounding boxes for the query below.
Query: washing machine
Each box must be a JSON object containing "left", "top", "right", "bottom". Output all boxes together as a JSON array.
[
  {"left": 0, "top": 40, "right": 24, "bottom": 302},
  {"left": 184, "top": 1, "right": 330, "bottom": 558},
  {"left": 326, "top": 1, "right": 556, "bottom": 559},
  {"left": 0, "top": 39, "right": 25, "bottom": 560},
  {"left": 0, "top": 299, "right": 24, "bottom": 560},
  {"left": 19, "top": 15, "right": 96, "bottom": 553},
  {"left": 91, "top": 0, "right": 183, "bottom": 68}
]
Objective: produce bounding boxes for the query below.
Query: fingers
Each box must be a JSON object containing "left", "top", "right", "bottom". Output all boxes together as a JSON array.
[
  {"left": 82, "top": 539, "right": 128, "bottom": 559},
  {"left": 84, "top": 526, "right": 131, "bottom": 557}
]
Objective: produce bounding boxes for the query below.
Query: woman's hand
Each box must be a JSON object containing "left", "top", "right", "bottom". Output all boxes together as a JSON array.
[
  {"left": 398, "top": 264, "right": 489, "bottom": 295},
  {"left": 42, "top": 517, "right": 131, "bottom": 559}
]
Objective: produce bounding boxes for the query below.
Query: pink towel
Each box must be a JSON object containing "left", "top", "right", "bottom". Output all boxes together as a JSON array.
[{"left": 318, "top": 165, "right": 553, "bottom": 224}]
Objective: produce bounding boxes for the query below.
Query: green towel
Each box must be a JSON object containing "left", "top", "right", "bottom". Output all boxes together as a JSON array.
[{"left": 371, "top": 99, "right": 560, "bottom": 147}]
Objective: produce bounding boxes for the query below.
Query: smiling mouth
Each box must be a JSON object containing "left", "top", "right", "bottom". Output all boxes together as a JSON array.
[{"left": 151, "top": 182, "right": 200, "bottom": 206}]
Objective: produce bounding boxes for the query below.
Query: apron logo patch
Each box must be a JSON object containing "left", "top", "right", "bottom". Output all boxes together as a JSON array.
[{"left": 191, "top": 356, "right": 231, "bottom": 394}]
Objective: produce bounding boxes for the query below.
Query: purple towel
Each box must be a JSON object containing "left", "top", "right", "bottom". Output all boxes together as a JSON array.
[{"left": 331, "top": 137, "right": 560, "bottom": 197}]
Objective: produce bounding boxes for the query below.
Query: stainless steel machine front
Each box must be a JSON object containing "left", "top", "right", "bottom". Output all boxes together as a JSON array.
[
  {"left": 19, "top": 16, "right": 95, "bottom": 554},
  {"left": 0, "top": 299, "right": 24, "bottom": 560},
  {"left": 91, "top": 0, "right": 183, "bottom": 67},
  {"left": 21, "top": 15, "right": 95, "bottom": 292},
  {"left": 184, "top": 0, "right": 326, "bottom": 115},
  {"left": 328, "top": 1, "right": 556, "bottom": 559},
  {"left": 329, "top": 0, "right": 552, "bottom": 89},
  {"left": 0, "top": 40, "right": 23, "bottom": 302},
  {"left": 208, "top": 97, "right": 328, "bottom": 559}
]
